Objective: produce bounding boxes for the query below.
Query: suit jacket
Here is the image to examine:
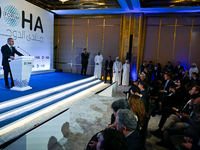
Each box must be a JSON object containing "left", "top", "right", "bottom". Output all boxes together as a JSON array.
[
  {"left": 81, "top": 52, "right": 90, "bottom": 64},
  {"left": 126, "top": 130, "right": 144, "bottom": 150},
  {"left": 141, "top": 90, "right": 149, "bottom": 111},
  {"left": 1, "top": 44, "right": 23, "bottom": 69},
  {"left": 105, "top": 60, "right": 113, "bottom": 71},
  {"left": 164, "top": 64, "right": 174, "bottom": 72},
  {"left": 175, "top": 65, "right": 184, "bottom": 74},
  {"left": 163, "top": 79, "right": 175, "bottom": 94},
  {"left": 140, "top": 64, "right": 146, "bottom": 73}
]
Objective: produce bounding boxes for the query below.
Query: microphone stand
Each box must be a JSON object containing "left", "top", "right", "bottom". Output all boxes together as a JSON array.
[{"left": 17, "top": 46, "right": 31, "bottom": 56}]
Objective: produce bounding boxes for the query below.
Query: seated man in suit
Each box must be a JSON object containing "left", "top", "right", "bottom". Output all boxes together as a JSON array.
[
  {"left": 151, "top": 85, "right": 200, "bottom": 138},
  {"left": 157, "top": 98, "right": 200, "bottom": 148},
  {"left": 186, "top": 72, "right": 200, "bottom": 91},
  {"left": 1, "top": 38, "right": 23, "bottom": 89},
  {"left": 164, "top": 61, "right": 174, "bottom": 73},
  {"left": 140, "top": 61, "right": 147, "bottom": 73},
  {"left": 136, "top": 81, "right": 149, "bottom": 112},
  {"left": 174, "top": 61, "right": 184, "bottom": 80},
  {"left": 151, "top": 95, "right": 200, "bottom": 143},
  {"left": 116, "top": 109, "right": 145, "bottom": 150},
  {"left": 155, "top": 73, "right": 176, "bottom": 110}
]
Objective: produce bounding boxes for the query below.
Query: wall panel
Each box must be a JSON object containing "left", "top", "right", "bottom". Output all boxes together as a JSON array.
[
  {"left": 104, "top": 26, "right": 120, "bottom": 57},
  {"left": 158, "top": 26, "right": 174, "bottom": 67},
  {"left": 173, "top": 26, "right": 191, "bottom": 70},
  {"left": 105, "top": 18, "right": 121, "bottom": 25},
  {"left": 190, "top": 26, "right": 200, "bottom": 68},
  {"left": 56, "top": 17, "right": 122, "bottom": 75},
  {"left": 59, "top": 26, "right": 73, "bottom": 62},
  {"left": 144, "top": 26, "right": 159, "bottom": 64},
  {"left": 88, "top": 26, "right": 103, "bottom": 65},
  {"left": 89, "top": 18, "right": 103, "bottom": 25},
  {"left": 72, "top": 26, "right": 87, "bottom": 73}
]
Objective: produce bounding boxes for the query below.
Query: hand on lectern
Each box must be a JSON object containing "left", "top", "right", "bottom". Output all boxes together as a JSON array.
[{"left": 10, "top": 56, "right": 14, "bottom": 60}]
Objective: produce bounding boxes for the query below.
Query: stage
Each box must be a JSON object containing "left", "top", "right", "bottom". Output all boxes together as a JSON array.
[{"left": 0, "top": 72, "right": 106, "bottom": 149}]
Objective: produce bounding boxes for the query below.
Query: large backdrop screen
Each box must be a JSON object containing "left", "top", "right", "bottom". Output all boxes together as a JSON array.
[{"left": 0, "top": 0, "right": 54, "bottom": 74}]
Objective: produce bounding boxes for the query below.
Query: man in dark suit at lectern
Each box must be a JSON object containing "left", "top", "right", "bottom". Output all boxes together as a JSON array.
[
  {"left": 1, "top": 38, "right": 23, "bottom": 89},
  {"left": 105, "top": 55, "right": 113, "bottom": 84},
  {"left": 81, "top": 48, "right": 90, "bottom": 76}
]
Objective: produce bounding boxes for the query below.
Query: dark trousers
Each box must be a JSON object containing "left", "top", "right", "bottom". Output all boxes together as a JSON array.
[
  {"left": 157, "top": 107, "right": 176, "bottom": 129},
  {"left": 81, "top": 63, "right": 88, "bottom": 75},
  {"left": 3, "top": 64, "right": 14, "bottom": 87},
  {"left": 105, "top": 70, "right": 112, "bottom": 84}
]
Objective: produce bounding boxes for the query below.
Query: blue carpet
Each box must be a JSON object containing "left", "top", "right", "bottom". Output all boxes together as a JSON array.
[
  {"left": 0, "top": 72, "right": 92, "bottom": 103},
  {"left": 0, "top": 79, "right": 101, "bottom": 128}
]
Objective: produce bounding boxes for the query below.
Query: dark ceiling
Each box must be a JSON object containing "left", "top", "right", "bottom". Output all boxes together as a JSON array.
[
  {"left": 25, "top": 0, "right": 200, "bottom": 15},
  {"left": 140, "top": 0, "right": 200, "bottom": 8},
  {"left": 25, "top": 0, "right": 121, "bottom": 11}
]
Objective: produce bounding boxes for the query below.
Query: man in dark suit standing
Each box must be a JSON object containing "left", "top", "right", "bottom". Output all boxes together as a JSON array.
[
  {"left": 81, "top": 48, "right": 90, "bottom": 76},
  {"left": 174, "top": 61, "right": 184, "bottom": 80},
  {"left": 1, "top": 38, "right": 23, "bottom": 89},
  {"left": 104, "top": 55, "right": 113, "bottom": 84},
  {"left": 140, "top": 61, "right": 147, "bottom": 73}
]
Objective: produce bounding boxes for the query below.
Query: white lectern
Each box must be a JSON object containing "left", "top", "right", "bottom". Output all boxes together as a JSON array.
[{"left": 9, "top": 56, "right": 34, "bottom": 91}]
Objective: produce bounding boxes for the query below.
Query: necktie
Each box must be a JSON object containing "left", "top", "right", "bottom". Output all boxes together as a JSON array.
[
  {"left": 10, "top": 47, "right": 12, "bottom": 53},
  {"left": 164, "top": 80, "right": 168, "bottom": 90}
]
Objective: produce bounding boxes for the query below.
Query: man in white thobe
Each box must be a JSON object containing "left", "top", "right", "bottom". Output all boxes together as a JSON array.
[
  {"left": 113, "top": 57, "right": 122, "bottom": 85},
  {"left": 122, "top": 60, "right": 130, "bottom": 86},
  {"left": 94, "top": 51, "right": 103, "bottom": 79}
]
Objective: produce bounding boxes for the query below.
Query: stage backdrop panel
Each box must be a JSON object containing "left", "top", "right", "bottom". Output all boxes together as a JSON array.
[
  {"left": 55, "top": 17, "right": 121, "bottom": 76},
  {"left": 0, "top": 0, "right": 54, "bottom": 74}
]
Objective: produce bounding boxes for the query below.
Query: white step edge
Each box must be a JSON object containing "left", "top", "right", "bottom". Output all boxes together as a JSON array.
[{"left": 0, "top": 82, "right": 104, "bottom": 136}]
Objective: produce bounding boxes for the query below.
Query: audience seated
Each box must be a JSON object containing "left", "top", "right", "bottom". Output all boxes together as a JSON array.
[
  {"left": 174, "top": 61, "right": 185, "bottom": 80},
  {"left": 186, "top": 72, "right": 200, "bottom": 91},
  {"left": 189, "top": 63, "right": 199, "bottom": 79},
  {"left": 110, "top": 99, "right": 129, "bottom": 125},
  {"left": 162, "top": 79, "right": 187, "bottom": 108},
  {"left": 182, "top": 70, "right": 190, "bottom": 85},
  {"left": 139, "top": 72, "right": 149, "bottom": 84},
  {"left": 164, "top": 61, "right": 174, "bottom": 73},
  {"left": 143, "top": 68, "right": 151, "bottom": 83},
  {"left": 146, "top": 61, "right": 154, "bottom": 80},
  {"left": 128, "top": 95, "right": 148, "bottom": 129},
  {"left": 87, "top": 60, "right": 200, "bottom": 150},
  {"left": 137, "top": 81, "right": 150, "bottom": 111},
  {"left": 96, "top": 129, "right": 127, "bottom": 150},
  {"left": 86, "top": 99, "right": 129, "bottom": 150},
  {"left": 116, "top": 109, "right": 145, "bottom": 150},
  {"left": 157, "top": 97, "right": 200, "bottom": 148},
  {"left": 140, "top": 61, "right": 147, "bottom": 73},
  {"left": 154, "top": 72, "right": 176, "bottom": 110},
  {"left": 150, "top": 86, "right": 200, "bottom": 138}
]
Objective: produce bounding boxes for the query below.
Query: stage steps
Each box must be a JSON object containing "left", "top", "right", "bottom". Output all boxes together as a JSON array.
[{"left": 0, "top": 77, "right": 103, "bottom": 134}]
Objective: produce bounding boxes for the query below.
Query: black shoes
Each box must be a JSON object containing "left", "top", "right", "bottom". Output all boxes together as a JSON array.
[
  {"left": 5, "top": 86, "right": 10, "bottom": 89},
  {"left": 150, "top": 129, "right": 164, "bottom": 139},
  {"left": 156, "top": 140, "right": 170, "bottom": 147}
]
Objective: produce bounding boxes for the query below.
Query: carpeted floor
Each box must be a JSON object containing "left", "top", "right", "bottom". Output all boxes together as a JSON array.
[{"left": 0, "top": 72, "right": 92, "bottom": 103}]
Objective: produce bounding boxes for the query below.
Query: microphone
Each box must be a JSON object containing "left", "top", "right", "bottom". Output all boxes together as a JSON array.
[{"left": 17, "top": 46, "right": 31, "bottom": 56}]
